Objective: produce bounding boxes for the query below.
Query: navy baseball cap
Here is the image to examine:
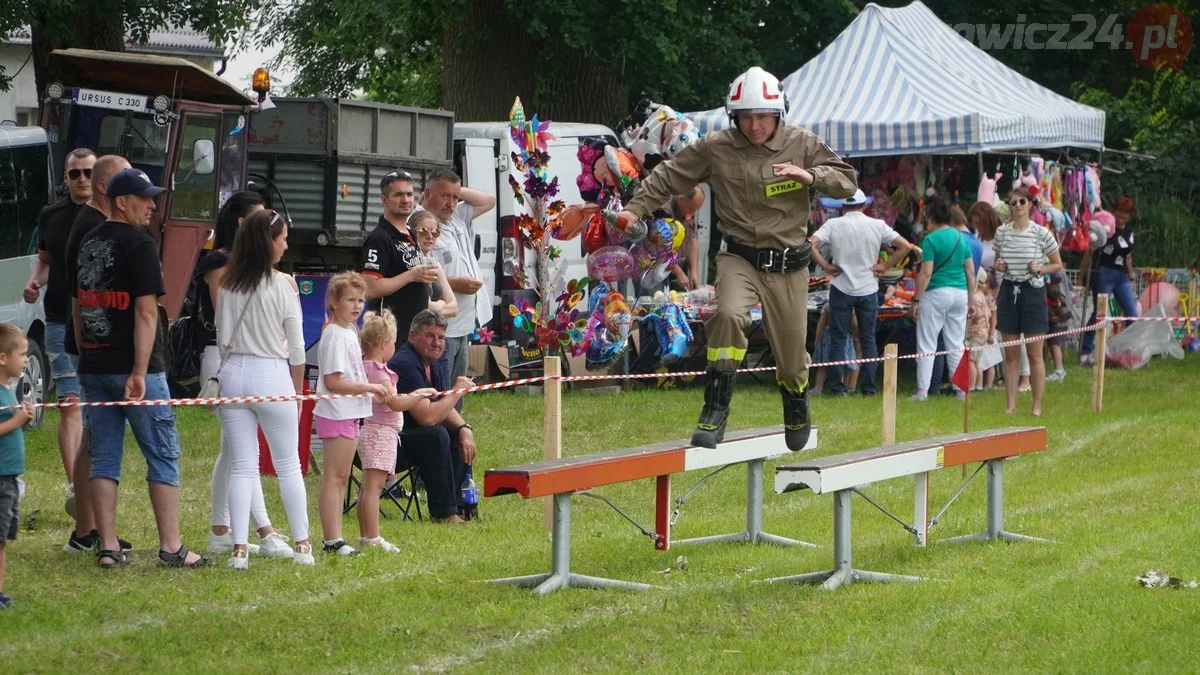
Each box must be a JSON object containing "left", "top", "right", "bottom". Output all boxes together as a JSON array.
[{"left": 107, "top": 168, "right": 167, "bottom": 199}]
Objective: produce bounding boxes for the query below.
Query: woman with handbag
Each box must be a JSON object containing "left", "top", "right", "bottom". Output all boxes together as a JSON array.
[
  {"left": 213, "top": 210, "right": 314, "bottom": 568},
  {"left": 993, "top": 186, "right": 1064, "bottom": 416},
  {"left": 198, "top": 192, "right": 290, "bottom": 557},
  {"left": 910, "top": 196, "right": 977, "bottom": 401}
]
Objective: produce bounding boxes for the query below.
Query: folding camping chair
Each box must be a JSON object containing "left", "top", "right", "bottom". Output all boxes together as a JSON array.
[{"left": 343, "top": 452, "right": 424, "bottom": 522}]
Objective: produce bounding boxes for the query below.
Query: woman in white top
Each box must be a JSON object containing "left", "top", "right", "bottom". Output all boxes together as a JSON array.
[
  {"left": 199, "top": 192, "right": 289, "bottom": 557},
  {"left": 992, "top": 187, "right": 1064, "bottom": 417},
  {"left": 215, "top": 210, "right": 314, "bottom": 568}
]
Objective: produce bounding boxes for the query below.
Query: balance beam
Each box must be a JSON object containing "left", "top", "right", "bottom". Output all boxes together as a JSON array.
[
  {"left": 767, "top": 427, "right": 1047, "bottom": 590},
  {"left": 483, "top": 425, "right": 815, "bottom": 594}
]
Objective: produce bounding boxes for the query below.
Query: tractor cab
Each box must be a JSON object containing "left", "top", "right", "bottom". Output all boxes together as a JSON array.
[{"left": 39, "top": 48, "right": 257, "bottom": 319}]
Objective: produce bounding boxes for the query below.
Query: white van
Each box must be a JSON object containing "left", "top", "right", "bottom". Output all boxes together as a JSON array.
[
  {"left": 0, "top": 124, "right": 54, "bottom": 428},
  {"left": 452, "top": 122, "right": 713, "bottom": 366}
]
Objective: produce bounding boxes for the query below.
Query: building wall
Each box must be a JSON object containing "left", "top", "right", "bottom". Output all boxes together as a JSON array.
[{"left": 0, "top": 45, "right": 40, "bottom": 126}]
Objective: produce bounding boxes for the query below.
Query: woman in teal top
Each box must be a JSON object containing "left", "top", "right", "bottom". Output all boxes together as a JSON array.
[{"left": 909, "top": 196, "right": 978, "bottom": 400}]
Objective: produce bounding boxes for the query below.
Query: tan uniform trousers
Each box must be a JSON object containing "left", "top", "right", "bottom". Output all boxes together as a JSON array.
[{"left": 705, "top": 252, "right": 810, "bottom": 393}]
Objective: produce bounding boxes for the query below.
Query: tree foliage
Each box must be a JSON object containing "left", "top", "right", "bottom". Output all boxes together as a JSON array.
[
  {"left": 255, "top": 0, "right": 859, "bottom": 123},
  {"left": 1, "top": 0, "right": 259, "bottom": 98}
]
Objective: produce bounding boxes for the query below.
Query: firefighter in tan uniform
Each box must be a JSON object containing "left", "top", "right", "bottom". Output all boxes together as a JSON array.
[{"left": 619, "top": 66, "right": 857, "bottom": 450}]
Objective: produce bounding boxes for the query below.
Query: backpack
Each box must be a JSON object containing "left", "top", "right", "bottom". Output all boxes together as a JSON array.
[{"left": 167, "top": 265, "right": 212, "bottom": 385}]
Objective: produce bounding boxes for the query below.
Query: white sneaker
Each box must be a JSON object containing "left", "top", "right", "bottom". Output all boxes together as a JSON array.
[
  {"left": 228, "top": 549, "right": 250, "bottom": 570},
  {"left": 207, "top": 531, "right": 260, "bottom": 555},
  {"left": 910, "top": 390, "right": 928, "bottom": 401},
  {"left": 1047, "top": 369, "right": 1066, "bottom": 382},
  {"left": 1080, "top": 354, "right": 1094, "bottom": 366},
  {"left": 293, "top": 542, "right": 315, "bottom": 565},
  {"left": 358, "top": 536, "right": 401, "bottom": 553},
  {"left": 322, "top": 540, "right": 360, "bottom": 556},
  {"left": 64, "top": 483, "right": 76, "bottom": 518},
  {"left": 256, "top": 532, "right": 294, "bottom": 558}
]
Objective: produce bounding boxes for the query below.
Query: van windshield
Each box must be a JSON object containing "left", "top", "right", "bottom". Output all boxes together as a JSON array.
[{"left": 70, "top": 107, "right": 170, "bottom": 186}]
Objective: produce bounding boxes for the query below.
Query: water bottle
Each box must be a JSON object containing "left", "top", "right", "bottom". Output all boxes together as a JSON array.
[{"left": 461, "top": 469, "right": 479, "bottom": 521}]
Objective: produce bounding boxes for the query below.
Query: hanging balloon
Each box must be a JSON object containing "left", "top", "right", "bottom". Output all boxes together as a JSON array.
[
  {"left": 583, "top": 213, "right": 609, "bottom": 254},
  {"left": 640, "top": 261, "right": 672, "bottom": 289},
  {"left": 552, "top": 204, "right": 593, "bottom": 241},
  {"left": 657, "top": 304, "right": 693, "bottom": 363},
  {"left": 587, "top": 246, "right": 636, "bottom": 283},
  {"left": 603, "top": 292, "right": 633, "bottom": 333}
]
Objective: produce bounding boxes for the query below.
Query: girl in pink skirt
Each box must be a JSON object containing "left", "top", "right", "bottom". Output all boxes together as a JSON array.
[{"left": 356, "top": 310, "right": 436, "bottom": 552}]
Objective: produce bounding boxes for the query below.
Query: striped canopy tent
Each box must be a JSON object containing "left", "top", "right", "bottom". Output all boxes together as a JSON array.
[{"left": 687, "top": 1, "right": 1106, "bottom": 157}]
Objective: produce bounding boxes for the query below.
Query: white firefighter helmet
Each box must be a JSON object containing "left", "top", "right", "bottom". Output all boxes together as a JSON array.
[{"left": 725, "top": 66, "right": 787, "bottom": 118}]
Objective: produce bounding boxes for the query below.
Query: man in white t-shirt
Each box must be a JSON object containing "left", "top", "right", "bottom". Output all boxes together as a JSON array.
[
  {"left": 810, "top": 189, "right": 915, "bottom": 395},
  {"left": 422, "top": 170, "right": 496, "bottom": 411}
]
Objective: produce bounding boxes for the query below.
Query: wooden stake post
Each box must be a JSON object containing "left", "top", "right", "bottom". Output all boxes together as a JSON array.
[
  {"left": 543, "top": 356, "right": 562, "bottom": 529},
  {"left": 1092, "top": 293, "right": 1109, "bottom": 412},
  {"left": 882, "top": 344, "right": 897, "bottom": 445}
]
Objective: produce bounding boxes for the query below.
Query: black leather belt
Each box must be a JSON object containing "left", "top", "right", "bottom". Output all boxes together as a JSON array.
[{"left": 724, "top": 237, "right": 811, "bottom": 274}]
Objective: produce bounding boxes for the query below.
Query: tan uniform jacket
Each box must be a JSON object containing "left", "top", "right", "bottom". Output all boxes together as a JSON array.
[{"left": 627, "top": 125, "right": 858, "bottom": 251}]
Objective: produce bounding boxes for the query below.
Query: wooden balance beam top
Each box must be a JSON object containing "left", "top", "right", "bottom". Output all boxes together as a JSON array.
[
  {"left": 485, "top": 425, "right": 815, "bottom": 500},
  {"left": 775, "top": 427, "right": 1046, "bottom": 495}
]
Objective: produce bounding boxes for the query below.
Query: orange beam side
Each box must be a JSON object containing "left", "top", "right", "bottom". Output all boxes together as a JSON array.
[
  {"left": 486, "top": 452, "right": 687, "bottom": 499},
  {"left": 941, "top": 428, "right": 1047, "bottom": 467}
]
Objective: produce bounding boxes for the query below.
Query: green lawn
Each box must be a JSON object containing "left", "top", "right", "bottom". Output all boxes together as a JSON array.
[{"left": 2, "top": 353, "right": 1198, "bottom": 673}]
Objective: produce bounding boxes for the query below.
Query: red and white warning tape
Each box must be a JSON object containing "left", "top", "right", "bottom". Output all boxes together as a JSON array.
[{"left": 7, "top": 325, "right": 1115, "bottom": 411}]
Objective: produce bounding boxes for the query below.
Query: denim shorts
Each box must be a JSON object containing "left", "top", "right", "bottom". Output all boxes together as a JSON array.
[
  {"left": 82, "top": 372, "right": 182, "bottom": 486},
  {"left": 0, "top": 476, "right": 19, "bottom": 541},
  {"left": 45, "top": 321, "right": 81, "bottom": 400}
]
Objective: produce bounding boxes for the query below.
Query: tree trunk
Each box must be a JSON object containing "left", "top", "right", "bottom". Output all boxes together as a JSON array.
[
  {"left": 30, "top": 0, "right": 124, "bottom": 112},
  {"left": 533, "top": 44, "right": 628, "bottom": 127},
  {"left": 441, "top": 1, "right": 628, "bottom": 125},
  {"left": 442, "top": 1, "right": 537, "bottom": 122}
]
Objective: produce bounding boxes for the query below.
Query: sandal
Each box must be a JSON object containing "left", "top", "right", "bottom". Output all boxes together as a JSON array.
[
  {"left": 97, "top": 549, "right": 129, "bottom": 569},
  {"left": 158, "top": 544, "right": 210, "bottom": 569}
]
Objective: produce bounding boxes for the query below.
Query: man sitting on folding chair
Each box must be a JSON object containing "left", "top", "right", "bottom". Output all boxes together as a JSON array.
[{"left": 388, "top": 310, "right": 478, "bottom": 525}]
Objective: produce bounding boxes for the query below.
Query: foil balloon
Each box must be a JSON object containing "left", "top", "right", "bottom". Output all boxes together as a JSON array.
[
  {"left": 641, "top": 261, "right": 672, "bottom": 289},
  {"left": 603, "top": 292, "right": 632, "bottom": 333},
  {"left": 656, "top": 304, "right": 693, "bottom": 363},
  {"left": 603, "top": 145, "right": 640, "bottom": 191},
  {"left": 587, "top": 245, "right": 636, "bottom": 283},
  {"left": 552, "top": 204, "right": 593, "bottom": 241},
  {"left": 583, "top": 213, "right": 609, "bottom": 254}
]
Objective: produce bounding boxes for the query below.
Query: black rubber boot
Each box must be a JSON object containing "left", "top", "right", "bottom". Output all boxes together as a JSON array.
[
  {"left": 781, "top": 385, "right": 811, "bottom": 451},
  {"left": 691, "top": 369, "right": 735, "bottom": 448}
]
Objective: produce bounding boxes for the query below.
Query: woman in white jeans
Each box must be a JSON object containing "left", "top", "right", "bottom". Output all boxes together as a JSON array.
[
  {"left": 215, "top": 209, "right": 314, "bottom": 568},
  {"left": 910, "top": 197, "right": 978, "bottom": 400},
  {"left": 199, "top": 192, "right": 290, "bottom": 556}
]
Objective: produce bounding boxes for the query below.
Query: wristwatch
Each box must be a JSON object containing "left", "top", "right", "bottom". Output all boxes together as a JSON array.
[{"left": 456, "top": 423, "right": 473, "bottom": 434}]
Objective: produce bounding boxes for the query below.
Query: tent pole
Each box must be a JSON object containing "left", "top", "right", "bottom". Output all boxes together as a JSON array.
[{"left": 977, "top": 152, "right": 984, "bottom": 179}]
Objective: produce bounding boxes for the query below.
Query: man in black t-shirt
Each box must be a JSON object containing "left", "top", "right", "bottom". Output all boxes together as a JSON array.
[
  {"left": 361, "top": 171, "right": 439, "bottom": 346},
  {"left": 76, "top": 167, "right": 207, "bottom": 568},
  {"left": 22, "top": 148, "right": 94, "bottom": 513},
  {"left": 60, "top": 155, "right": 133, "bottom": 555}
]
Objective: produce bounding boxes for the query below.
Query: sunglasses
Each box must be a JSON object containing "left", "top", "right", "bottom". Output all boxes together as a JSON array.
[
  {"left": 1009, "top": 198, "right": 1028, "bottom": 206},
  {"left": 68, "top": 168, "right": 92, "bottom": 180},
  {"left": 385, "top": 170, "right": 413, "bottom": 181},
  {"left": 414, "top": 227, "right": 439, "bottom": 236}
]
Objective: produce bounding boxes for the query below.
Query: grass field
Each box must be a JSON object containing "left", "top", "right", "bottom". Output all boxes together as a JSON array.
[{"left": 2, "top": 352, "right": 1198, "bottom": 673}]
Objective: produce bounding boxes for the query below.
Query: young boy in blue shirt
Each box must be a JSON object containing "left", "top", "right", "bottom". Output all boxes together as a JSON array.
[{"left": 0, "top": 324, "right": 36, "bottom": 609}]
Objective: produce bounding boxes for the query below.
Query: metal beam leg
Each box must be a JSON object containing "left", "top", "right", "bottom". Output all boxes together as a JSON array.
[
  {"left": 675, "top": 459, "right": 818, "bottom": 548},
  {"left": 941, "top": 459, "right": 1055, "bottom": 545},
  {"left": 761, "top": 489, "right": 924, "bottom": 588},
  {"left": 485, "top": 493, "right": 663, "bottom": 594}
]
